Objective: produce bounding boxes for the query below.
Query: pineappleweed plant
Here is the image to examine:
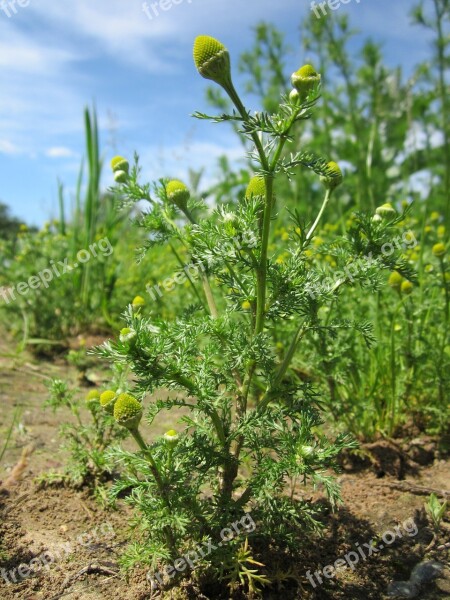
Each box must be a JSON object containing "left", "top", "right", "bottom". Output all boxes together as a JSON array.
[{"left": 94, "top": 35, "right": 407, "bottom": 585}]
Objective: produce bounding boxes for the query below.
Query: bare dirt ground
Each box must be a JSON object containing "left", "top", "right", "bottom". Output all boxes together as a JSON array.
[{"left": 1, "top": 336, "right": 449, "bottom": 599}]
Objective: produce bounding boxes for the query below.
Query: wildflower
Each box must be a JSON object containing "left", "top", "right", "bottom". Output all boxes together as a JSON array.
[
  {"left": 111, "top": 156, "right": 129, "bottom": 174},
  {"left": 375, "top": 203, "right": 396, "bottom": 218},
  {"left": 114, "top": 393, "right": 143, "bottom": 430},
  {"left": 432, "top": 243, "right": 446, "bottom": 258},
  {"left": 388, "top": 271, "right": 403, "bottom": 291},
  {"left": 320, "top": 161, "right": 343, "bottom": 191},
  {"left": 100, "top": 390, "right": 117, "bottom": 414},
  {"left": 372, "top": 214, "right": 383, "bottom": 223},
  {"left": 132, "top": 295, "right": 145, "bottom": 310},
  {"left": 193, "top": 35, "right": 231, "bottom": 86},
  {"left": 245, "top": 176, "right": 266, "bottom": 200},
  {"left": 430, "top": 211, "right": 440, "bottom": 221},
  {"left": 401, "top": 281, "right": 413, "bottom": 295},
  {"left": 85, "top": 389, "right": 100, "bottom": 411},
  {"left": 437, "top": 225, "right": 446, "bottom": 238},
  {"left": 120, "top": 327, "right": 137, "bottom": 343},
  {"left": 164, "top": 429, "right": 179, "bottom": 449},
  {"left": 291, "top": 65, "right": 321, "bottom": 101},
  {"left": 111, "top": 156, "right": 129, "bottom": 183},
  {"left": 242, "top": 300, "right": 252, "bottom": 310},
  {"left": 424, "top": 225, "right": 432, "bottom": 234},
  {"left": 166, "top": 180, "right": 190, "bottom": 210}
]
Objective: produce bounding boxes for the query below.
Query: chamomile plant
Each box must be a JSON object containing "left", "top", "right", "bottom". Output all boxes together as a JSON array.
[
  {"left": 42, "top": 377, "right": 129, "bottom": 503},
  {"left": 94, "top": 35, "right": 415, "bottom": 592}
]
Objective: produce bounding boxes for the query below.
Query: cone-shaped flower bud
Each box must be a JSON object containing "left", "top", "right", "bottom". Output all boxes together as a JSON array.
[
  {"left": 388, "top": 271, "right": 403, "bottom": 291},
  {"left": 163, "top": 429, "right": 179, "bottom": 449},
  {"left": 166, "top": 180, "right": 190, "bottom": 210},
  {"left": 120, "top": 327, "right": 136, "bottom": 343},
  {"left": 245, "top": 176, "right": 266, "bottom": 200},
  {"left": 432, "top": 243, "right": 446, "bottom": 258},
  {"left": 114, "top": 393, "right": 143, "bottom": 430},
  {"left": 193, "top": 35, "right": 231, "bottom": 86},
  {"left": 85, "top": 389, "right": 100, "bottom": 411},
  {"left": 111, "top": 156, "right": 129, "bottom": 173},
  {"left": 100, "top": 390, "right": 117, "bottom": 414},
  {"left": 375, "top": 203, "right": 396, "bottom": 218},
  {"left": 291, "top": 65, "right": 321, "bottom": 101},
  {"left": 320, "top": 161, "right": 343, "bottom": 191},
  {"left": 132, "top": 296, "right": 145, "bottom": 309},
  {"left": 401, "top": 280, "right": 413, "bottom": 295}
]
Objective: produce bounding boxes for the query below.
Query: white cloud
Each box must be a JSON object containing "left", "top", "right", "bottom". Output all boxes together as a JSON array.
[
  {"left": 0, "top": 139, "right": 20, "bottom": 155},
  {"left": 45, "top": 146, "right": 76, "bottom": 158}
]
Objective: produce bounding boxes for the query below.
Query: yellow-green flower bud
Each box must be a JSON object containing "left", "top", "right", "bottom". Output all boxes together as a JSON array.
[
  {"left": 100, "top": 390, "right": 117, "bottom": 414},
  {"left": 401, "top": 280, "right": 413, "bottom": 295},
  {"left": 432, "top": 243, "right": 446, "bottom": 258},
  {"left": 388, "top": 271, "right": 403, "bottom": 291},
  {"left": 291, "top": 65, "right": 321, "bottom": 101},
  {"left": 120, "top": 327, "right": 136, "bottom": 343},
  {"left": 114, "top": 170, "right": 128, "bottom": 183},
  {"left": 193, "top": 35, "right": 231, "bottom": 86},
  {"left": 245, "top": 176, "right": 266, "bottom": 200},
  {"left": 114, "top": 393, "right": 143, "bottom": 430},
  {"left": 85, "top": 389, "right": 100, "bottom": 411},
  {"left": 297, "top": 444, "right": 315, "bottom": 458},
  {"left": 375, "top": 203, "right": 396, "bottom": 218},
  {"left": 372, "top": 214, "right": 383, "bottom": 223},
  {"left": 166, "top": 180, "right": 190, "bottom": 210},
  {"left": 320, "top": 161, "right": 343, "bottom": 191},
  {"left": 163, "top": 429, "right": 179, "bottom": 449},
  {"left": 132, "top": 295, "right": 145, "bottom": 309},
  {"left": 111, "top": 156, "right": 129, "bottom": 173}
]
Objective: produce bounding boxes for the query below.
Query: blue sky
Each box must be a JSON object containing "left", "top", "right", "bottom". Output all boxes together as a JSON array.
[{"left": 0, "top": 0, "right": 435, "bottom": 226}]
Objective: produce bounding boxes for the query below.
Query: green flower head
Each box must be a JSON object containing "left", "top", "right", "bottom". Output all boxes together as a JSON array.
[
  {"left": 120, "top": 327, "right": 136, "bottom": 343},
  {"left": 193, "top": 35, "right": 231, "bottom": 86},
  {"left": 166, "top": 180, "right": 190, "bottom": 209},
  {"left": 111, "top": 156, "right": 129, "bottom": 174},
  {"left": 245, "top": 176, "right": 266, "bottom": 200},
  {"left": 320, "top": 161, "right": 343, "bottom": 191},
  {"left": 388, "top": 271, "right": 403, "bottom": 291},
  {"left": 85, "top": 389, "right": 100, "bottom": 411},
  {"left": 401, "top": 280, "right": 413, "bottom": 295},
  {"left": 100, "top": 390, "right": 117, "bottom": 414},
  {"left": 163, "top": 429, "right": 179, "bottom": 449},
  {"left": 132, "top": 295, "right": 145, "bottom": 309},
  {"left": 291, "top": 64, "right": 321, "bottom": 101},
  {"left": 432, "top": 243, "right": 446, "bottom": 258},
  {"left": 114, "top": 393, "right": 143, "bottom": 430},
  {"left": 375, "top": 203, "right": 396, "bottom": 218}
]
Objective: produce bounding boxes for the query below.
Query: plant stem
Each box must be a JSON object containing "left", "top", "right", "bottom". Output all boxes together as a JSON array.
[
  {"left": 306, "top": 189, "right": 332, "bottom": 241},
  {"left": 129, "top": 427, "right": 177, "bottom": 555}
]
